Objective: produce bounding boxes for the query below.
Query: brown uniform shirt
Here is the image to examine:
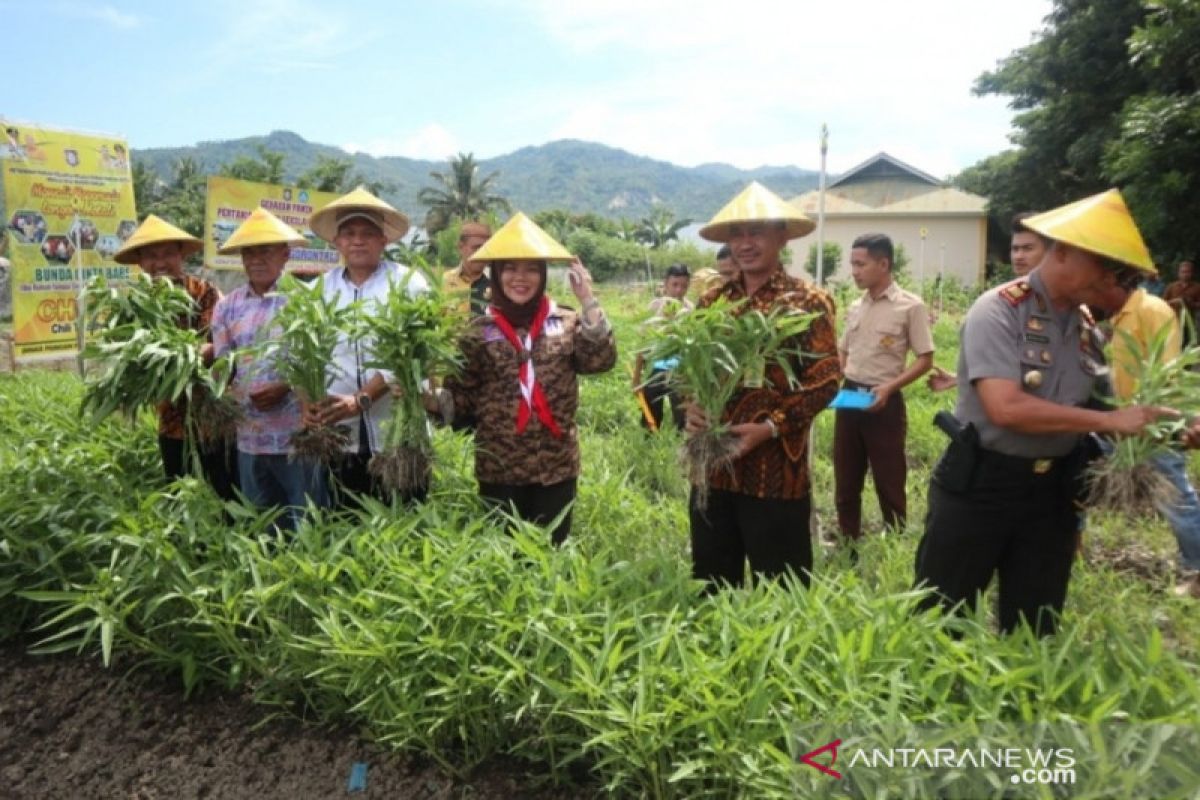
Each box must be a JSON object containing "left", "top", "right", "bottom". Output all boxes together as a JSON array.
[
  {"left": 839, "top": 282, "right": 934, "bottom": 386},
  {"left": 445, "top": 304, "right": 617, "bottom": 486},
  {"left": 698, "top": 268, "right": 841, "bottom": 500},
  {"left": 157, "top": 274, "right": 220, "bottom": 440}
]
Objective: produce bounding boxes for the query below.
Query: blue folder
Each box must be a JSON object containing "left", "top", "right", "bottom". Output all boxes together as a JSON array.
[{"left": 828, "top": 388, "right": 875, "bottom": 410}]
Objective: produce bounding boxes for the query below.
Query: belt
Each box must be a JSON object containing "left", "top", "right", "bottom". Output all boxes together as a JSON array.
[
  {"left": 977, "top": 447, "right": 1065, "bottom": 476},
  {"left": 843, "top": 379, "right": 875, "bottom": 391}
]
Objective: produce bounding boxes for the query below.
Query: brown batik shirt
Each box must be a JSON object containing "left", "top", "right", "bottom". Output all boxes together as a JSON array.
[
  {"left": 698, "top": 267, "right": 841, "bottom": 500},
  {"left": 445, "top": 303, "right": 617, "bottom": 486},
  {"left": 157, "top": 274, "right": 220, "bottom": 440}
]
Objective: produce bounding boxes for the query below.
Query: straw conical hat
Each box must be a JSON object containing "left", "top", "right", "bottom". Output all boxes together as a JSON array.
[
  {"left": 699, "top": 182, "right": 815, "bottom": 243},
  {"left": 469, "top": 212, "right": 573, "bottom": 262},
  {"left": 1022, "top": 189, "right": 1155, "bottom": 275},
  {"left": 113, "top": 214, "right": 202, "bottom": 264},
  {"left": 217, "top": 208, "right": 306, "bottom": 255},
  {"left": 308, "top": 186, "right": 410, "bottom": 243}
]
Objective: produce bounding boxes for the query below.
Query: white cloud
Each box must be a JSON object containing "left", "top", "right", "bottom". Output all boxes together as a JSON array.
[
  {"left": 55, "top": 2, "right": 141, "bottom": 29},
  {"left": 200, "top": 0, "right": 381, "bottom": 76},
  {"left": 513, "top": 0, "right": 1049, "bottom": 173},
  {"left": 343, "top": 124, "right": 461, "bottom": 161}
]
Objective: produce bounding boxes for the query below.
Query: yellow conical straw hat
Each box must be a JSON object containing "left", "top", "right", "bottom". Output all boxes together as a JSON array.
[
  {"left": 308, "top": 185, "right": 410, "bottom": 243},
  {"left": 1022, "top": 189, "right": 1155, "bottom": 275},
  {"left": 217, "top": 208, "right": 306, "bottom": 255},
  {"left": 112, "top": 214, "right": 202, "bottom": 264},
  {"left": 699, "top": 181, "right": 815, "bottom": 243},
  {"left": 469, "top": 212, "right": 573, "bottom": 262}
]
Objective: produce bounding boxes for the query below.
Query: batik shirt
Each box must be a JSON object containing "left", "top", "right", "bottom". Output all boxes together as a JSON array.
[
  {"left": 698, "top": 268, "right": 841, "bottom": 500},
  {"left": 157, "top": 274, "right": 220, "bottom": 440}
]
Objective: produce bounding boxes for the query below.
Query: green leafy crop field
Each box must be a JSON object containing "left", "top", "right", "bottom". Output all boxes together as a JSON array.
[{"left": 1, "top": 284, "right": 1197, "bottom": 798}]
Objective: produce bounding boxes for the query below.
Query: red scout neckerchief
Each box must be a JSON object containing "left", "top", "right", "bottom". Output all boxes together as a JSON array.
[{"left": 488, "top": 297, "right": 563, "bottom": 438}]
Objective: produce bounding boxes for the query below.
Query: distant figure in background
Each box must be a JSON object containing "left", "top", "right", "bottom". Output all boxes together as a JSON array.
[
  {"left": 1163, "top": 260, "right": 1199, "bottom": 345},
  {"left": 1010, "top": 212, "right": 1050, "bottom": 277},
  {"left": 632, "top": 263, "right": 693, "bottom": 431},
  {"left": 112, "top": 215, "right": 237, "bottom": 501},
  {"left": 834, "top": 233, "right": 934, "bottom": 542},
  {"left": 693, "top": 244, "right": 738, "bottom": 295},
  {"left": 442, "top": 221, "right": 493, "bottom": 316}
]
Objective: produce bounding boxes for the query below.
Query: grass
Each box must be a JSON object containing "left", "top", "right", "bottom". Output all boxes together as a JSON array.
[{"left": 1, "top": 283, "right": 1198, "bottom": 798}]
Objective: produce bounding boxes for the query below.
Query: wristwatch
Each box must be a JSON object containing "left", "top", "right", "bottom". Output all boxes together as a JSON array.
[{"left": 356, "top": 392, "right": 373, "bottom": 413}]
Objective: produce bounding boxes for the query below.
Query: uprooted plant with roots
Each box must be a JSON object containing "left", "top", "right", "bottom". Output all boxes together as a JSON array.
[
  {"left": 257, "top": 273, "right": 357, "bottom": 462},
  {"left": 81, "top": 273, "right": 239, "bottom": 450},
  {"left": 356, "top": 272, "right": 464, "bottom": 493},
  {"left": 637, "top": 296, "right": 816, "bottom": 508}
]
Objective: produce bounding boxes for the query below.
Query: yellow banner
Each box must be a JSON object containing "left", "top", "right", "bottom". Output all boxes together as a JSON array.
[
  {"left": 2, "top": 120, "right": 137, "bottom": 362},
  {"left": 204, "top": 176, "right": 341, "bottom": 271}
]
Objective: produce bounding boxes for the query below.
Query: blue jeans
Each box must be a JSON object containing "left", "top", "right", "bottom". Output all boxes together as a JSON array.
[
  {"left": 237, "top": 451, "right": 329, "bottom": 531},
  {"left": 1151, "top": 451, "right": 1200, "bottom": 571}
]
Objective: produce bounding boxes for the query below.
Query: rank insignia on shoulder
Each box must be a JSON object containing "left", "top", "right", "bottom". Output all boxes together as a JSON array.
[{"left": 999, "top": 280, "right": 1032, "bottom": 307}]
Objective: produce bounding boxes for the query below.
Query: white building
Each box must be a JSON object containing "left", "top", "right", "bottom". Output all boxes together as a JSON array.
[{"left": 791, "top": 152, "right": 988, "bottom": 286}]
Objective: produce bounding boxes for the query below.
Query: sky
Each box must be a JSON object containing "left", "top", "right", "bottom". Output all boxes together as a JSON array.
[{"left": 2, "top": 0, "right": 1052, "bottom": 177}]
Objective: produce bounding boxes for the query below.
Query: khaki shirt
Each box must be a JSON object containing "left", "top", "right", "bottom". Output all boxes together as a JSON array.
[
  {"left": 443, "top": 264, "right": 490, "bottom": 316},
  {"left": 839, "top": 282, "right": 934, "bottom": 386}
]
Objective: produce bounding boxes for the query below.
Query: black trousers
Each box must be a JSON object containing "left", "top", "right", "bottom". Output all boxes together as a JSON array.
[
  {"left": 479, "top": 478, "right": 577, "bottom": 545},
  {"left": 158, "top": 435, "right": 239, "bottom": 502},
  {"left": 689, "top": 488, "right": 812, "bottom": 590},
  {"left": 914, "top": 448, "right": 1078, "bottom": 636},
  {"left": 641, "top": 368, "right": 685, "bottom": 431},
  {"left": 329, "top": 452, "right": 428, "bottom": 510}
]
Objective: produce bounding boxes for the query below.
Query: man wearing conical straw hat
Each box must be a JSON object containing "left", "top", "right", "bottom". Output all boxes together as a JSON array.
[
  {"left": 306, "top": 186, "right": 430, "bottom": 508},
  {"left": 212, "top": 207, "right": 329, "bottom": 528},
  {"left": 434, "top": 212, "right": 616, "bottom": 544},
  {"left": 112, "top": 215, "right": 237, "bottom": 501},
  {"left": 687, "top": 182, "right": 841, "bottom": 589},
  {"left": 913, "top": 189, "right": 1200, "bottom": 636}
]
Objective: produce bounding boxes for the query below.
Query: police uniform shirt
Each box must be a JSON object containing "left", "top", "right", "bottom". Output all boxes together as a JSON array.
[{"left": 954, "top": 270, "right": 1103, "bottom": 458}]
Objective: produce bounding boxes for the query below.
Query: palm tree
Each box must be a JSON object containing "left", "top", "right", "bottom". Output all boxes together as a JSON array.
[
  {"left": 635, "top": 207, "right": 691, "bottom": 249},
  {"left": 417, "top": 153, "right": 511, "bottom": 235}
]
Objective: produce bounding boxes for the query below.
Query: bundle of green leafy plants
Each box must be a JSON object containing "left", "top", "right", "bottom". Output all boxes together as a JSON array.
[
  {"left": 357, "top": 275, "right": 464, "bottom": 492},
  {"left": 637, "top": 297, "right": 816, "bottom": 507},
  {"left": 257, "top": 273, "right": 357, "bottom": 462},
  {"left": 81, "top": 274, "right": 238, "bottom": 443},
  {"left": 1087, "top": 315, "right": 1200, "bottom": 513}
]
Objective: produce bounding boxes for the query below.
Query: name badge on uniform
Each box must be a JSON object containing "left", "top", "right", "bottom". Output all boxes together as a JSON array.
[{"left": 545, "top": 317, "right": 564, "bottom": 336}]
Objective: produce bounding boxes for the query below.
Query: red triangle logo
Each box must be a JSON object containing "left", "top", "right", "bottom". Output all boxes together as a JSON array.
[{"left": 799, "top": 739, "right": 843, "bottom": 779}]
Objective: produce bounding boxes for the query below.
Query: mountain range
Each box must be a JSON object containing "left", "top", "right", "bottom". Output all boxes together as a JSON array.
[{"left": 132, "top": 130, "right": 821, "bottom": 221}]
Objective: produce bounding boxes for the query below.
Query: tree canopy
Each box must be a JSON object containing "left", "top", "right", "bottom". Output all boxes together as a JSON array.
[{"left": 956, "top": 0, "right": 1199, "bottom": 268}]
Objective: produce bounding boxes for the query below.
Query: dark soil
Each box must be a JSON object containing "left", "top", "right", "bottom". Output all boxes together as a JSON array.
[{"left": 0, "top": 642, "right": 581, "bottom": 800}]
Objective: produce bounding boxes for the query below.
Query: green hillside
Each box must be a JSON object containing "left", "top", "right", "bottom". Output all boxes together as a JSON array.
[{"left": 132, "top": 130, "right": 819, "bottom": 220}]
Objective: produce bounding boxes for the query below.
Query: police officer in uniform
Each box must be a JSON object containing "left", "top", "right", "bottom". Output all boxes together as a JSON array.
[{"left": 913, "top": 190, "right": 1194, "bottom": 636}]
